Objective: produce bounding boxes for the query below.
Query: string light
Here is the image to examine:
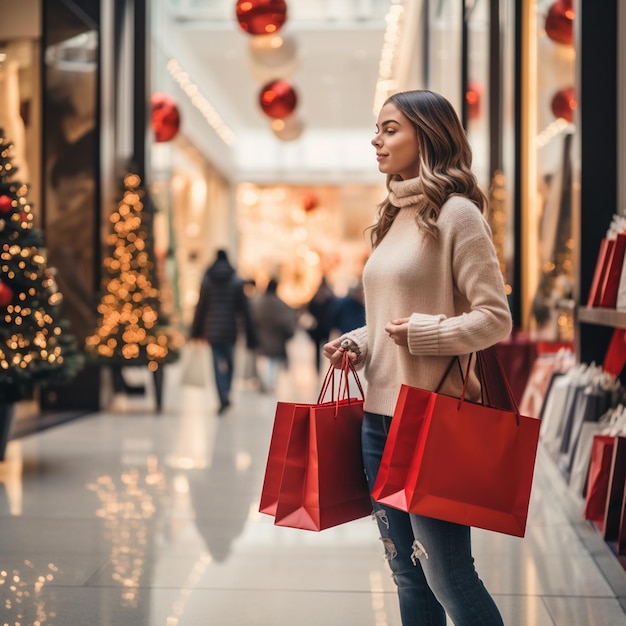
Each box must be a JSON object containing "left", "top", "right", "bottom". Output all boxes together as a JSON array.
[
  {"left": 86, "top": 173, "right": 177, "bottom": 371},
  {"left": 166, "top": 58, "right": 236, "bottom": 146},
  {"left": 373, "top": 1, "right": 405, "bottom": 115}
]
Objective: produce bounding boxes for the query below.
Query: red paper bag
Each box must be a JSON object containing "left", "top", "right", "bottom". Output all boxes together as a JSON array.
[
  {"left": 273, "top": 396, "right": 371, "bottom": 531},
  {"left": 603, "top": 328, "right": 626, "bottom": 377},
  {"left": 372, "top": 349, "right": 541, "bottom": 538},
  {"left": 260, "top": 356, "right": 371, "bottom": 531},
  {"left": 587, "top": 238, "right": 614, "bottom": 307},
  {"left": 258, "top": 402, "right": 310, "bottom": 516},
  {"left": 602, "top": 436, "right": 626, "bottom": 540},
  {"left": 599, "top": 233, "right": 626, "bottom": 308},
  {"left": 583, "top": 435, "right": 616, "bottom": 525}
]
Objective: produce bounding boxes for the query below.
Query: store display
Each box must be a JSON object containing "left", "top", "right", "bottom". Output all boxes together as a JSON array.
[{"left": 587, "top": 214, "right": 626, "bottom": 309}]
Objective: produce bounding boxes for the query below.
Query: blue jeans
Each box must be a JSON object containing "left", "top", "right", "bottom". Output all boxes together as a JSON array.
[
  {"left": 211, "top": 343, "right": 234, "bottom": 407},
  {"left": 362, "top": 412, "right": 504, "bottom": 626}
]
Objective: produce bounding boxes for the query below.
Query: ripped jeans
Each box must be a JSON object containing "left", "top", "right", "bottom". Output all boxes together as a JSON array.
[{"left": 362, "top": 412, "right": 504, "bottom": 626}]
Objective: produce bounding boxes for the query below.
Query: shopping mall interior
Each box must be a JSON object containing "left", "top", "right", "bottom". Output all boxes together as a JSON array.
[{"left": 1, "top": 0, "right": 626, "bottom": 624}]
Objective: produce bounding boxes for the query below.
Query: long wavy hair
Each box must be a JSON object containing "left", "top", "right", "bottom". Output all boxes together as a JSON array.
[{"left": 369, "top": 90, "right": 487, "bottom": 248}]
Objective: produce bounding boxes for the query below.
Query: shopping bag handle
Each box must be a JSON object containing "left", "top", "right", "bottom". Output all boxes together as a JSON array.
[
  {"left": 458, "top": 348, "right": 521, "bottom": 425},
  {"left": 317, "top": 352, "right": 365, "bottom": 406},
  {"left": 439, "top": 347, "right": 521, "bottom": 426}
]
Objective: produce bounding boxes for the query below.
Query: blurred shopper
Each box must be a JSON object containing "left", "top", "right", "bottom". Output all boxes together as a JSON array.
[
  {"left": 241, "top": 278, "right": 263, "bottom": 390},
  {"left": 305, "top": 275, "right": 336, "bottom": 372},
  {"left": 323, "top": 90, "right": 511, "bottom": 625},
  {"left": 252, "top": 278, "right": 298, "bottom": 392},
  {"left": 191, "top": 249, "right": 257, "bottom": 414},
  {"left": 329, "top": 280, "right": 366, "bottom": 336}
]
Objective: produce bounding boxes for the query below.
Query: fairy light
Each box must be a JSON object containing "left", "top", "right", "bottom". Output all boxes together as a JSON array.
[
  {"left": 85, "top": 173, "right": 176, "bottom": 371},
  {"left": 0, "top": 132, "right": 82, "bottom": 389},
  {"left": 373, "top": 1, "right": 405, "bottom": 115},
  {"left": 166, "top": 58, "right": 236, "bottom": 146}
]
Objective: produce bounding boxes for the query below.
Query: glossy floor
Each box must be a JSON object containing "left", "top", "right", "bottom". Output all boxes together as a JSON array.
[{"left": 2, "top": 335, "right": 626, "bottom": 626}]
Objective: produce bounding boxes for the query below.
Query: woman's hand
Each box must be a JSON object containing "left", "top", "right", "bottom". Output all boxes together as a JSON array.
[
  {"left": 323, "top": 337, "right": 358, "bottom": 369},
  {"left": 385, "top": 317, "right": 409, "bottom": 346}
]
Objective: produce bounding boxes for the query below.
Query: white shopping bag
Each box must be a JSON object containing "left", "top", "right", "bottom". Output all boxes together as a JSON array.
[{"left": 181, "top": 342, "right": 211, "bottom": 387}]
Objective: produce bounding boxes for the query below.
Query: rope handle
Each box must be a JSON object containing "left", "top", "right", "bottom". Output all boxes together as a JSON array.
[
  {"left": 439, "top": 347, "right": 521, "bottom": 426},
  {"left": 317, "top": 352, "right": 365, "bottom": 407}
]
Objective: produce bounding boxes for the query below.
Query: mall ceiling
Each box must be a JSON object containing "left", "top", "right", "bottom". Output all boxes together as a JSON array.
[{"left": 166, "top": 0, "right": 391, "bottom": 141}]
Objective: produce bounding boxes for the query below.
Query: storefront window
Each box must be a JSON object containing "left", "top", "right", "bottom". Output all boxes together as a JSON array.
[
  {"left": 466, "top": 0, "right": 489, "bottom": 189},
  {"left": 43, "top": 3, "right": 99, "bottom": 344},
  {"left": 524, "top": 0, "right": 576, "bottom": 341},
  {"left": 427, "top": 0, "right": 462, "bottom": 111}
]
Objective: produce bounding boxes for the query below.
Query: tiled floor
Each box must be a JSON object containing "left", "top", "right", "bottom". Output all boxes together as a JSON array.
[{"left": 2, "top": 332, "right": 626, "bottom": 625}]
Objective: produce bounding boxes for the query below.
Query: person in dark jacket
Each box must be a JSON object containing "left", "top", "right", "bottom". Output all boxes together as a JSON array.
[
  {"left": 252, "top": 278, "right": 298, "bottom": 392},
  {"left": 305, "top": 276, "right": 336, "bottom": 373},
  {"left": 328, "top": 281, "right": 366, "bottom": 336},
  {"left": 191, "top": 250, "right": 256, "bottom": 414}
]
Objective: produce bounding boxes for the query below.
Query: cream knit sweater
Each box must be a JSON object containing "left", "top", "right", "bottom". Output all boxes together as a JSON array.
[{"left": 343, "top": 179, "right": 512, "bottom": 417}]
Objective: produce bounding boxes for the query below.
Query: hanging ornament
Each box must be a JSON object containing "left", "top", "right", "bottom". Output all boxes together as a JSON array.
[
  {"left": 236, "top": 0, "right": 287, "bottom": 35},
  {"left": 151, "top": 92, "right": 181, "bottom": 142},
  {"left": 301, "top": 193, "right": 319, "bottom": 213},
  {"left": 0, "top": 281, "right": 13, "bottom": 307},
  {"left": 248, "top": 34, "right": 298, "bottom": 82},
  {"left": 551, "top": 87, "right": 576, "bottom": 122},
  {"left": 465, "top": 81, "right": 482, "bottom": 121},
  {"left": 259, "top": 80, "right": 297, "bottom": 119},
  {"left": 0, "top": 194, "right": 13, "bottom": 214},
  {"left": 545, "top": 0, "right": 574, "bottom": 46},
  {"left": 270, "top": 114, "right": 304, "bottom": 141}
]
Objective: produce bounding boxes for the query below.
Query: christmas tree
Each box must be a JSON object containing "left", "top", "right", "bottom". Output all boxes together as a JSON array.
[
  {"left": 85, "top": 172, "right": 179, "bottom": 372},
  {"left": 0, "top": 131, "right": 84, "bottom": 403}
]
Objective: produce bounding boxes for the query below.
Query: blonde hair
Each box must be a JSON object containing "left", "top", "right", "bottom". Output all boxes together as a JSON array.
[{"left": 369, "top": 90, "right": 487, "bottom": 248}]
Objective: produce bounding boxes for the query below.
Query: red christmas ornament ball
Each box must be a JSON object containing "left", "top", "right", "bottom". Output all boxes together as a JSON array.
[
  {"left": 151, "top": 93, "right": 181, "bottom": 143},
  {"left": 236, "top": 0, "right": 287, "bottom": 35},
  {"left": 545, "top": 0, "right": 574, "bottom": 46},
  {"left": 259, "top": 80, "right": 298, "bottom": 119},
  {"left": 551, "top": 87, "right": 576, "bottom": 122},
  {"left": 0, "top": 281, "right": 13, "bottom": 307},
  {"left": 0, "top": 194, "right": 13, "bottom": 214},
  {"left": 465, "top": 81, "right": 482, "bottom": 121},
  {"left": 302, "top": 193, "right": 319, "bottom": 213}
]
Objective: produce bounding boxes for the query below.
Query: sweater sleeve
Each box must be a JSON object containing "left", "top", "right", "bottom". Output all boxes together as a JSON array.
[
  {"left": 406, "top": 202, "right": 512, "bottom": 356},
  {"left": 340, "top": 325, "right": 368, "bottom": 369}
]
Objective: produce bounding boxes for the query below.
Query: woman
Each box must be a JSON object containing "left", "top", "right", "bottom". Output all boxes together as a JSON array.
[{"left": 323, "top": 90, "right": 512, "bottom": 625}]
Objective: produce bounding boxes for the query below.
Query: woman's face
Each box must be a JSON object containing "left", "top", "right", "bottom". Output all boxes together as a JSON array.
[{"left": 372, "top": 102, "right": 420, "bottom": 180}]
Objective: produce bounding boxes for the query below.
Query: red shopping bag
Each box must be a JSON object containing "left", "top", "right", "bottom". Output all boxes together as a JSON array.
[
  {"left": 602, "top": 436, "right": 626, "bottom": 540},
  {"left": 599, "top": 233, "right": 626, "bottom": 308},
  {"left": 260, "top": 355, "right": 371, "bottom": 531},
  {"left": 258, "top": 402, "right": 310, "bottom": 516},
  {"left": 603, "top": 328, "right": 626, "bottom": 377},
  {"left": 372, "top": 347, "right": 541, "bottom": 538},
  {"left": 371, "top": 357, "right": 466, "bottom": 506},
  {"left": 587, "top": 238, "right": 614, "bottom": 307},
  {"left": 584, "top": 435, "right": 616, "bottom": 526}
]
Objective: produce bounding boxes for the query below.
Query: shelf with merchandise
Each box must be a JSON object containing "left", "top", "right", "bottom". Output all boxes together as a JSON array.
[{"left": 577, "top": 307, "right": 626, "bottom": 330}]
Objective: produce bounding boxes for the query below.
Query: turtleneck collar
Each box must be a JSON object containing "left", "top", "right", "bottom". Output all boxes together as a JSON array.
[{"left": 388, "top": 177, "right": 423, "bottom": 208}]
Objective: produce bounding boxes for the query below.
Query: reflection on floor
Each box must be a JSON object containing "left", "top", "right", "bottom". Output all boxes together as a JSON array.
[{"left": 1, "top": 331, "right": 626, "bottom": 626}]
